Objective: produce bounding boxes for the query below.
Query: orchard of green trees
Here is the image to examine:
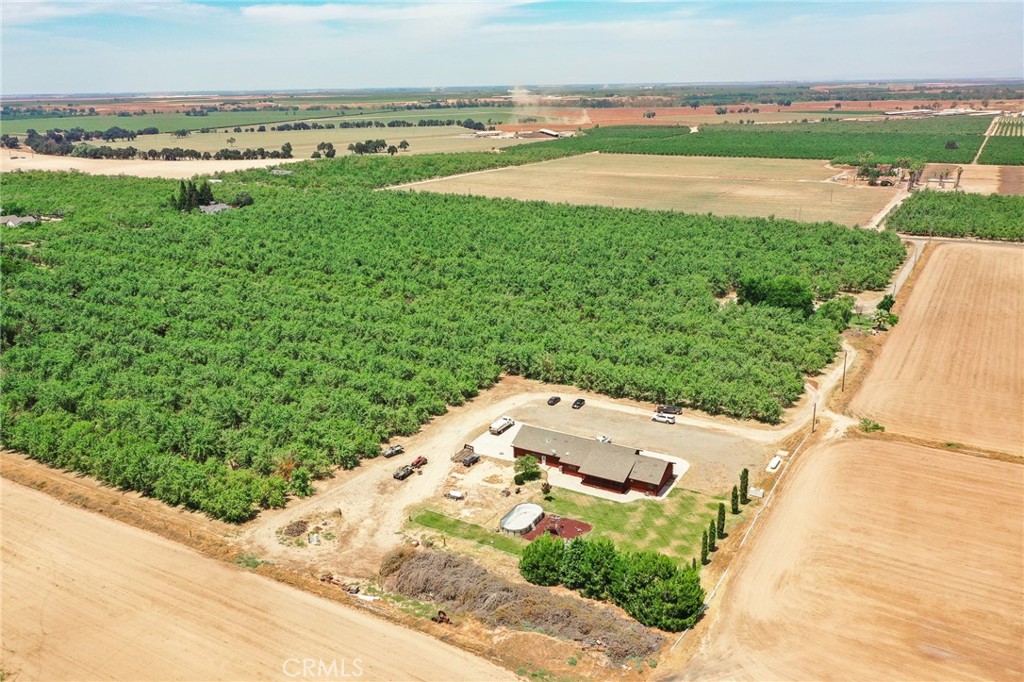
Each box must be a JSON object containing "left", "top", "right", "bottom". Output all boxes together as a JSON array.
[
  {"left": 1, "top": 153, "right": 903, "bottom": 521},
  {"left": 885, "top": 190, "right": 1024, "bottom": 241},
  {"left": 556, "top": 117, "right": 994, "bottom": 165},
  {"left": 520, "top": 535, "right": 705, "bottom": 631}
]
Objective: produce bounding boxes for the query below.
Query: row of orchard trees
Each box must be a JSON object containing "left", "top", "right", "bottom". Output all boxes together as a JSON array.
[
  {"left": 886, "top": 190, "right": 1024, "bottom": 241},
  {"left": 1, "top": 161, "right": 904, "bottom": 521},
  {"left": 520, "top": 536, "right": 705, "bottom": 631}
]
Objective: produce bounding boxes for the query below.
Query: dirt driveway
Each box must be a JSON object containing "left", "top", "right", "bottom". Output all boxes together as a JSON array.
[{"left": 242, "top": 376, "right": 791, "bottom": 578}]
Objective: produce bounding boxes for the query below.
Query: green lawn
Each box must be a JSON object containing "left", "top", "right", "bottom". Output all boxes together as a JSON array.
[
  {"left": 411, "top": 509, "right": 526, "bottom": 555},
  {"left": 410, "top": 488, "right": 748, "bottom": 564},
  {"left": 526, "top": 486, "right": 741, "bottom": 562}
]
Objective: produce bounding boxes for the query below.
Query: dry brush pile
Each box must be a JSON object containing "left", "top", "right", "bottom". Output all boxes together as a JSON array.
[{"left": 380, "top": 548, "right": 664, "bottom": 661}]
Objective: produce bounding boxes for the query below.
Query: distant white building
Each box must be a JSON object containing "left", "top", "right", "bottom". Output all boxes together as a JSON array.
[
  {"left": 1, "top": 215, "right": 38, "bottom": 227},
  {"left": 199, "top": 203, "right": 231, "bottom": 215}
]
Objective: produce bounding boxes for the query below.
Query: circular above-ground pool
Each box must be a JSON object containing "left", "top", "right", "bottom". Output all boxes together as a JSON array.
[{"left": 499, "top": 503, "right": 544, "bottom": 535}]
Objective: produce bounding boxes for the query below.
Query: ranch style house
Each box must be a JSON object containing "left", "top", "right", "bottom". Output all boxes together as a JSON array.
[{"left": 512, "top": 425, "right": 673, "bottom": 495}]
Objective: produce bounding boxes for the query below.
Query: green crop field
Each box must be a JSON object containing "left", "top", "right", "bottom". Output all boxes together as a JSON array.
[
  {"left": 978, "top": 137, "right": 1024, "bottom": 165},
  {"left": 1, "top": 153, "right": 903, "bottom": 521},
  {"left": 991, "top": 116, "right": 1024, "bottom": 137},
  {"left": 560, "top": 116, "right": 992, "bottom": 164},
  {"left": 885, "top": 190, "right": 1024, "bottom": 240}
]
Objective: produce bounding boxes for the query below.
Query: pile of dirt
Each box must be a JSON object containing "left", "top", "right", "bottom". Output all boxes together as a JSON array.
[{"left": 381, "top": 548, "right": 663, "bottom": 661}]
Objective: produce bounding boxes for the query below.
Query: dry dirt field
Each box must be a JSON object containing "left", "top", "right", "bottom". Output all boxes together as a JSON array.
[
  {"left": 679, "top": 439, "right": 1024, "bottom": 681},
  {"left": 923, "top": 163, "right": 1024, "bottom": 195},
  {"left": 0, "top": 479, "right": 518, "bottom": 682},
  {"left": 400, "top": 153, "right": 898, "bottom": 226},
  {"left": 0, "top": 147, "right": 309, "bottom": 179},
  {"left": 1000, "top": 165, "right": 1024, "bottom": 194},
  {"left": 850, "top": 242, "right": 1024, "bottom": 455},
  {"left": 101, "top": 124, "right": 541, "bottom": 158}
]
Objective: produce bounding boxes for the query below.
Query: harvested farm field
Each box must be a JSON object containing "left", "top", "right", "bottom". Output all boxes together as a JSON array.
[
  {"left": 922, "top": 163, "right": 1024, "bottom": 195},
  {"left": 0, "top": 480, "right": 518, "bottom": 682},
  {"left": 850, "top": 242, "right": 1024, "bottom": 455},
  {"left": 682, "top": 440, "right": 1024, "bottom": 681},
  {"left": 400, "top": 153, "right": 898, "bottom": 226}
]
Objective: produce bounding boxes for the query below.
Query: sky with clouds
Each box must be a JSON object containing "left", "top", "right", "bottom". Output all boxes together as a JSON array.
[{"left": 1, "top": 1, "right": 1021, "bottom": 95}]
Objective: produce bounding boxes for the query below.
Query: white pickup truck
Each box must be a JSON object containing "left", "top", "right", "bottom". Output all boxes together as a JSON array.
[{"left": 489, "top": 416, "right": 516, "bottom": 435}]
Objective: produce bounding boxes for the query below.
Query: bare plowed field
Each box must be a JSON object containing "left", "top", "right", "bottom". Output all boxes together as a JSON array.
[
  {"left": 922, "top": 163, "right": 1024, "bottom": 195},
  {"left": 1001, "top": 166, "right": 1024, "bottom": 194},
  {"left": 850, "top": 242, "right": 1024, "bottom": 454},
  {"left": 0, "top": 480, "right": 517, "bottom": 682},
  {"left": 402, "top": 154, "right": 897, "bottom": 226},
  {"left": 681, "top": 440, "right": 1024, "bottom": 681}
]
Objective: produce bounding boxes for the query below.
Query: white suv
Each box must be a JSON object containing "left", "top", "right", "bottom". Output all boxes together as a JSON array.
[{"left": 652, "top": 413, "right": 676, "bottom": 424}]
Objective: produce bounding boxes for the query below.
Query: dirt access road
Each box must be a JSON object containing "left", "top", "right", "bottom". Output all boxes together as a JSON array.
[
  {"left": 678, "top": 440, "right": 1024, "bottom": 681},
  {"left": 0, "top": 479, "right": 518, "bottom": 682},
  {"left": 850, "top": 241, "right": 1024, "bottom": 455}
]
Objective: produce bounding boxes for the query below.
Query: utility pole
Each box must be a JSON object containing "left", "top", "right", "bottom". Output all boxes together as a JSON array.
[
  {"left": 811, "top": 402, "right": 817, "bottom": 433},
  {"left": 842, "top": 350, "right": 848, "bottom": 392}
]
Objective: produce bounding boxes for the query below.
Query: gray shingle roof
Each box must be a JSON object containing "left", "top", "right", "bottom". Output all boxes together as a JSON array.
[{"left": 513, "top": 424, "right": 669, "bottom": 485}]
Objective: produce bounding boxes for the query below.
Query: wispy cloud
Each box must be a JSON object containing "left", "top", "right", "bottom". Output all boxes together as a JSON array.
[
  {"left": 1, "top": 0, "right": 219, "bottom": 26},
  {"left": 1, "top": 1, "right": 1020, "bottom": 94},
  {"left": 238, "top": 1, "right": 538, "bottom": 26}
]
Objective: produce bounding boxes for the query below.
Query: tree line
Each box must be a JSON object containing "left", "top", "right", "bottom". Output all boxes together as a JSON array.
[{"left": 519, "top": 535, "right": 705, "bottom": 631}]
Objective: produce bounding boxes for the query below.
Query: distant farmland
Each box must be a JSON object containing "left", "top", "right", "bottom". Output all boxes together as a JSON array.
[
  {"left": 0, "top": 106, "right": 562, "bottom": 137},
  {"left": 400, "top": 154, "right": 899, "bottom": 226},
  {"left": 557, "top": 117, "right": 993, "bottom": 164},
  {"left": 100, "top": 124, "right": 544, "bottom": 158}
]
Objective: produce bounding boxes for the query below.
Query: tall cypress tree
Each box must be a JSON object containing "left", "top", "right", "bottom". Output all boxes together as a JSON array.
[
  {"left": 185, "top": 181, "right": 199, "bottom": 211},
  {"left": 740, "top": 468, "right": 750, "bottom": 504},
  {"left": 692, "top": 557, "right": 698, "bottom": 572},
  {"left": 717, "top": 502, "right": 726, "bottom": 538},
  {"left": 731, "top": 485, "right": 740, "bottom": 514},
  {"left": 197, "top": 181, "right": 214, "bottom": 206},
  {"left": 175, "top": 180, "right": 187, "bottom": 211},
  {"left": 700, "top": 530, "right": 709, "bottom": 565},
  {"left": 707, "top": 519, "right": 717, "bottom": 551}
]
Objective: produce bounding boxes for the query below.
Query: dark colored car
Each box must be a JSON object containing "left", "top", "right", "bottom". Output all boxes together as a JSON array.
[
  {"left": 411, "top": 456, "right": 428, "bottom": 468},
  {"left": 572, "top": 398, "right": 585, "bottom": 410},
  {"left": 382, "top": 444, "right": 405, "bottom": 458},
  {"left": 656, "top": 404, "right": 682, "bottom": 415},
  {"left": 462, "top": 453, "right": 480, "bottom": 467},
  {"left": 547, "top": 396, "right": 561, "bottom": 406},
  {"left": 393, "top": 465, "right": 414, "bottom": 480}
]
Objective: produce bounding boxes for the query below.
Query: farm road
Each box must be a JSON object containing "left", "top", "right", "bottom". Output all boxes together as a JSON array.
[{"left": 243, "top": 353, "right": 856, "bottom": 579}]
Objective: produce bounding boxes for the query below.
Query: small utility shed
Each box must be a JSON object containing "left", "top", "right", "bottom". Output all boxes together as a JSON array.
[
  {"left": 512, "top": 425, "right": 673, "bottom": 495},
  {"left": 199, "top": 203, "right": 231, "bottom": 215}
]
